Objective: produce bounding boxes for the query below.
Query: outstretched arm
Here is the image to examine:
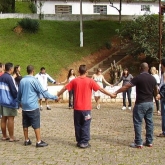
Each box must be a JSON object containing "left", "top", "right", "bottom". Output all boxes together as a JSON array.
[
  {"left": 60, "top": 79, "right": 67, "bottom": 84},
  {"left": 102, "top": 76, "right": 111, "bottom": 86},
  {"left": 115, "top": 83, "right": 133, "bottom": 95},
  {"left": 99, "top": 88, "right": 116, "bottom": 98},
  {"left": 57, "top": 86, "right": 67, "bottom": 97}
]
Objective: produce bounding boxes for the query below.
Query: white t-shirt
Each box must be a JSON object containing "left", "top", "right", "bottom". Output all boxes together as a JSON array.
[{"left": 152, "top": 74, "right": 160, "bottom": 84}]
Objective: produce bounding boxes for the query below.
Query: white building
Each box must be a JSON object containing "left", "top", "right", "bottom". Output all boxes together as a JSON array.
[{"left": 36, "top": 0, "right": 160, "bottom": 15}]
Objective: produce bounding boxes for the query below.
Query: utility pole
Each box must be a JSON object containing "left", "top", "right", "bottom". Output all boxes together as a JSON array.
[
  {"left": 80, "top": 0, "right": 83, "bottom": 47},
  {"left": 159, "top": 0, "right": 162, "bottom": 64},
  {"left": 158, "top": 1, "right": 165, "bottom": 77}
]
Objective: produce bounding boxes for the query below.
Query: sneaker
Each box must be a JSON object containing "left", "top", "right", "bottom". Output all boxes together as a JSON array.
[
  {"left": 36, "top": 140, "right": 48, "bottom": 147},
  {"left": 130, "top": 142, "right": 143, "bottom": 148},
  {"left": 143, "top": 142, "right": 152, "bottom": 147},
  {"left": 24, "top": 139, "right": 32, "bottom": 146},
  {"left": 40, "top": 107, "right": 43, "bottom": 111},
  {"left": 76, "top": 143, "right": 80, "bottom": 147},
  {"left": 121, "top": 106, "right": 126, "bottom": 110},
  {"left": 46, "top": 107, "right": 51, "bottom": 110},
  {"left": 79, "top": 143, "right": 91, "bottom": 149},
  {"left": 96, "top": 104, "right": 100, "bottom": 110},
  {"left": 128, "top": 107, "right": 132, "bottom": 110}
]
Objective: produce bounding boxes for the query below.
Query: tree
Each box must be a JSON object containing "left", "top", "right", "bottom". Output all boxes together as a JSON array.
[
  {"left": 109, "top": 0, "right": 122, "bottom": 23},
  {"left": 0, "top": 0, "right": 15, "bottom": 13},
  {"left": 117, "top": 14, "right": 165, "bottom": 63}
]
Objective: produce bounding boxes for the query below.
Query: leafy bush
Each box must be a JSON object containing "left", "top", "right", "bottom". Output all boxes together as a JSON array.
[
  {"left": 29, "top": 2, "right": 37, "bottom": 13},
  {"left": 18, "top": 18, "right": 39, "bottom": 33},
  {"left": 117, "top": 14, "right": 165, "bottom": 62}
]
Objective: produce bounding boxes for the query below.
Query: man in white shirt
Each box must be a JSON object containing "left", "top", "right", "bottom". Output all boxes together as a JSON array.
[{"left": 35, "top": 67, "right": 56, "bottom": 110}]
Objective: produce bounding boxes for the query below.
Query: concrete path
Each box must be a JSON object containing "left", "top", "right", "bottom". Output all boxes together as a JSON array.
[{"left": 0, "top": 103, "right": 164, "bottom": 165}]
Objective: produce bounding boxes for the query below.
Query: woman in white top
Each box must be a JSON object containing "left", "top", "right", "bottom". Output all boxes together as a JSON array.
[
  {"left": 150, "top": 67, "right": 161, "bottom": 115},
  {"left": 60, "top": 69, "right": 76, "bottom": 108},
  {"left": 92, "top": 68, "right": 112, "bottom": 109}
]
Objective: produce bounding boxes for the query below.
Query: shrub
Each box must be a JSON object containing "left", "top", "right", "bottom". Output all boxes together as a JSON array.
[
  {"left": 18, "top": 18, "right": 39, "bottom": 33},
  {"left": 29, "top": 2, "right": 37, "bottom": 13}
]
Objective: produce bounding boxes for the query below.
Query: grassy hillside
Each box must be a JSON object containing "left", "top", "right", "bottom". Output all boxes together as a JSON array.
[
  {"left": 15, "top": 1, "right": 32, "bottom": 13},
  {"left": 0, "top": 19, "right": 120, "bottom": 78}
]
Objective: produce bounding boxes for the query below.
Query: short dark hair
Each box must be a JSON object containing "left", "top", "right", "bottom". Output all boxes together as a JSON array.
[
  {"left": 40, "top": 67, "right": 45, "bottom": 71},
  {"left": 79, "top": 65, "right": 87, "bottom": 75},
  {"left": 5, "top": 63, "right": 14, "bottom": 71},
  {"left": 161, "top": 59, "right": 165, "bottom": 67},
  {"left": 27, "top": 65, "right": 34, "bottom": 74}
]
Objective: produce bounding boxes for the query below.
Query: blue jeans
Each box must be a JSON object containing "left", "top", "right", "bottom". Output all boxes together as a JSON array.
[
  {"left": 69, "top": 90, "right": 74, "bottom": 108},
  {"left": 123, "top": 88, "right": 132, "bottom": 107},
  {"left": 161, "top": 99, "right": 165, "bottom": 134},
  {"left": 74, "top": 110, "right": 91, "bottom": 144},
  {"left": 133, "top": 102, "right": 154, "bottom": 145}
]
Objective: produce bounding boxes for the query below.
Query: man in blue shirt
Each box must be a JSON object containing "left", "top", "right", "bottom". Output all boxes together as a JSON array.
[
  {"left": 0, "top": 63, "right": 18, "bottom": 142},
  {"left": 18, "top": 65, "right": 58, "bottom": 147}
]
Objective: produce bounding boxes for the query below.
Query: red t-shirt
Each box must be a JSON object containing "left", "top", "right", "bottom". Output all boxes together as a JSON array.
[
  {"left": 65, "top": 76, "right": 100, "bottom": 110},
  {"left": 0, "top": 72, "right": 4, "bottom": 76}
]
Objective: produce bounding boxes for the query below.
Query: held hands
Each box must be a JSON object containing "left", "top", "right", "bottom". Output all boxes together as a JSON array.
[
  {"left": 55, "top": 96, "right": 60, "bottom": 102},
  {"left": 110, "top": 92, "right": 117, "bottom": 98}
]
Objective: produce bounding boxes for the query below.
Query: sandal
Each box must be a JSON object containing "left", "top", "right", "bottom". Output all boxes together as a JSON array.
[
  {"left": 157, "top": 133, "right": 165, "bottom": 137},
  {"left": 1, "top": 137, "right": 10, "bottom": 141},
  {"left": 9, "top": 139, "right": 19, "bottom": 142}
]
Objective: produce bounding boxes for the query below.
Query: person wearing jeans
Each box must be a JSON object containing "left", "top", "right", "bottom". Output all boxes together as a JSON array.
[
  {"left": 123, "top": 88, "right": 132, "bottom": 108},
  {"left": 113, "top": 68, "right": 133, "bottom": 110},
  {"left": 133, "top": 102, "right": 154, "bottom": 145},
  {"left": 60, "top": 69, "right": 76, "bottom": 109},
  {"left": 114, "top": 63, "right": 158, "bottom": 148}
]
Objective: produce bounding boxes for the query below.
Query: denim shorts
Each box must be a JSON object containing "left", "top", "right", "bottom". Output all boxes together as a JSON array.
[{"left": 22, "top": 108, "right": 40, "bottom": 129}]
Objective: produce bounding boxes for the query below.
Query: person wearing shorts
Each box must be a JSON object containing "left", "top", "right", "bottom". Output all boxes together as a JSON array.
[
  {"left": 17, "top": 65, "right": 58, "bottom": 147},
  {"left": 0, "top": 63, "right": 18, "bottom": 142}
]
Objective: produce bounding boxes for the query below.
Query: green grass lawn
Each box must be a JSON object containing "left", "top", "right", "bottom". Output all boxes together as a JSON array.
[
  {"left": 0, "top": 19, "right": 121, "bottom": 78},
  {"left": 15, "top": 1, "right": 32, "bottom": 13}
]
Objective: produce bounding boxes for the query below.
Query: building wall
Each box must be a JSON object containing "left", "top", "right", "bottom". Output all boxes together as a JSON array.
[
  {"left": 38, "top": 1, "right": 159, "bottom": 15},
  {"left": 47, "top": 85, "right": 136, "bottom": 103}
]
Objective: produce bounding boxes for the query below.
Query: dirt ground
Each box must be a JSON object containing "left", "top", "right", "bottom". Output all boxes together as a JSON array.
[{"left": 57, "top": 37, "right": 121, "bottom": 82}]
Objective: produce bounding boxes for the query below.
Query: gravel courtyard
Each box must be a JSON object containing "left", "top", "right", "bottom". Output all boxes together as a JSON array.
[{"left": 0, "top": 103, "right": 164, "bottom": 165}]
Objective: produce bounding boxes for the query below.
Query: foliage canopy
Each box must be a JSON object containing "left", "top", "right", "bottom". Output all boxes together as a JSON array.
[{"left": 117, "top": 14, "right": 165, "bottom": 63}]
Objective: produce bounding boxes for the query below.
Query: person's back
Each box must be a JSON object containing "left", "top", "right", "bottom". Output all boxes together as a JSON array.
[
  {"left": 58, "top": 65, "right": 113, "bottom": 148},
  {"left": 70, "top": 76, "right": 98, "bottom": 110},
  {"left": 0, "top": 72, "right": 18, "bottom": 108},
  {"left": 131, "top": 73, "right": 156, "bottom": 104},
  {"left": 19, "top": 75, "right": 40, "bottom": 110}
]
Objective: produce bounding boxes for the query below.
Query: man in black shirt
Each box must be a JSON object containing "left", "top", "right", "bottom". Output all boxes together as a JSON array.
[{"left": 114, "top": 63, "right": 158, "bottom": 148}]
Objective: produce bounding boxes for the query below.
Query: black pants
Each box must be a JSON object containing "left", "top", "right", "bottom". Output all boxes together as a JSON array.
[
  {"left": 74, "top": 110, "right": 91, "bottom": 144},
  {"left": 123, "top": 88, "right": 132, "bottom": 107},
  {"left": 69, "top": 90, "right": 74, "bottom": 107}
]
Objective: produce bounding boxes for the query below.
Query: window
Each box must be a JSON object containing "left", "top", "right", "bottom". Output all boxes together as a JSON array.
[
  {"left": 141, "top": 5, "right": 150, "bottom": 11},
  {"left": 93, "top": 5, "right": 107, "bottom": 15},
  {"left": 55, "top": 5, "right": 72, "bottom": 14}
]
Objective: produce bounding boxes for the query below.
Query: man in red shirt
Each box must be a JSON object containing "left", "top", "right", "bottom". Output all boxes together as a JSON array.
[{"left": 58, "top": 65, "right": 115, "bottom": 148}]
